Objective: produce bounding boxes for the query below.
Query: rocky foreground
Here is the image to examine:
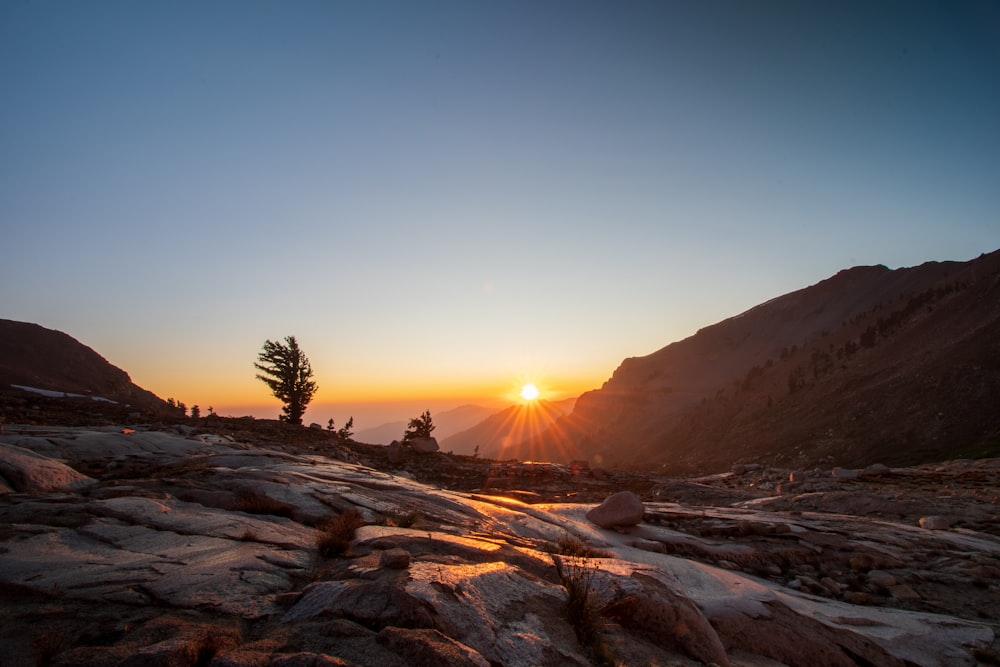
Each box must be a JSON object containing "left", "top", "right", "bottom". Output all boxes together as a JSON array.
[{"left": 1, "top": 425, "right": 999, "bottom": 666}]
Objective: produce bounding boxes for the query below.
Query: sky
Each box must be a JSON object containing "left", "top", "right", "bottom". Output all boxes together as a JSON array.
[{"left": 2, "top": 1, "right": 998, "bottom": 429}]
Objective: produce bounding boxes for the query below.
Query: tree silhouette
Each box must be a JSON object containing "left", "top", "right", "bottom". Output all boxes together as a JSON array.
[
  {"left": 403, "top": 410, "right": 435, "bottom": 442},
  {"left": 254, "top": 335, "right": 318, "bottom": 426}
]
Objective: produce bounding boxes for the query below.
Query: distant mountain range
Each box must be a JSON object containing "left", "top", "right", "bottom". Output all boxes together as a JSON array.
[
  {"left": 353, "top": 404, "right": 498, "bottom": 446},
  {"left": 4, "top": 249, "right": 998, "bottom": 473},
  {"left": 519, "top": 249, "right": 1000, "bottom": 472},
  {"left": 439, "top": 397, "right": 577, "bottom": 458}
]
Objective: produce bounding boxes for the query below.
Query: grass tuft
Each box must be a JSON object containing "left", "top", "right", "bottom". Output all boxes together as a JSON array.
[
  {"left": 316, "top": 508, "right": 365, "bottom": 557},
  {"left": 552, "top": 554, "right": 616, "bottom": 666},
  {"left": 387, "top": 511, "right": 421, "bottom": 528},
  {"left": 238, "top": 527, "right": 259, "bottom": 542},
  {"left": 547, "top": 533, "right": 614, "bottom": 559},
  {"left": 33, "top": 628, "right": 73, "bottom": 666}
]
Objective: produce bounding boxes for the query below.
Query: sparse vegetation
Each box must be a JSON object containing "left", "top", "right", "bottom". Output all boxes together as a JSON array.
[
  {"left": 33, "top": 627, "right": 73, "bottom": 666},
  {"left": 386, "top": 510, "right": 421, "bottom": 528},
  {"left": 552, "top": 554, "right": 615, "bottom": 666},
  {"left": 195, "top": 629, "right": 232, "bottom": 667},
  {"left": 238, "top": 527, "right": 259, "bottom": 542},
  {"left": 316, "top": 508, "right": 365, "bottom": 557},
  {"left": 254, "top": 335, "right": 318, "bottom": 426},
  {"left": 328, "top": 416, "right": 355, "bottom": 442},
  {"left": 402, "top": 410, "right": 435, "bottom": 442},
  {"left": 547, "top": 533, "right": 614, "bottom": 559}
]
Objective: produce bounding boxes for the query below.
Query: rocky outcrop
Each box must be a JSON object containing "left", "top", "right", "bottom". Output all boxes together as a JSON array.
[
  {"left": 0, "top": 425, "right": 997, "bottom": 666},
  {"left": 0, "top": 442, "right": 93, "bottom": 493}
]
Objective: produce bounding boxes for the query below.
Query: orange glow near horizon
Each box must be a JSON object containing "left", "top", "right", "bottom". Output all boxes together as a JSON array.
[{"left": 145, "top": 368, "right": 601, "bottom": 426}]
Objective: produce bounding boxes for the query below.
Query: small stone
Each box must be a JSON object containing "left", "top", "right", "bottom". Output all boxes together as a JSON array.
[
  {"left": 889, "top": 584, "right": 921, "bottom": 601},
  {"left": 850, "top": 555, "right": 873, "bottom": 572},
  {"left": 380, "top": 548, "right": 411, "bottom": 570},
  {"left": 919, "top": 516, "right": 951, "bottom": 530},
  {"left": 832, "top": 467, "right": 859, "bottom": 479},
  {"left": 789, "top": 470, "right": 806, "bottom": 482},
  {"left": 820, "top": 577, "right": 842, "bottom": 596},
  {"left": 731, "top": 464, "right": 747, "bottom": 475},
  {"left": 867, "top": 570, "right": 897, "bottom": 589},
  {"left": 843, "top": 591, "right": 872, "bottom": 605},
  {"left": 862, "top": 463, "right": 891, "bottom": 476},
  {"left": 717, "top": 560, "right": 740, "bottom": 571}
]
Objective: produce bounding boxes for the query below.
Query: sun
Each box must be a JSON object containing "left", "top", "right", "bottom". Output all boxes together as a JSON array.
[{"left": 519, "top": 383, "right": 540, "bottom": 401}]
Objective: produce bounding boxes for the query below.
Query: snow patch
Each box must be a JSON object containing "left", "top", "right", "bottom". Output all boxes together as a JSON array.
[{"left": 10, "top": 384, "right": 118, "bottom": 403}]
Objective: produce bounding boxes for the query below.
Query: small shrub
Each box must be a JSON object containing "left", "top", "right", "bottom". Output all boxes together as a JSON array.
[
  {"left": 388, "top": 511, "right": 421, "bottom": 528},
  {"left": 548, "top": 533, "right": 613, "bottom": 559},
  {"left": 316, "top": 508, "right": 365, "bottom": 557},
  {"left": 553, "top": 555, "right": 616, "bottom": 667},
  {"left": 238, "top": 527, "right": 259, "bottom": 542},
  {"left": 195, "top": 629, "right": 233, "bottom": 667},
  {"left": 34, "top": 628, "right": 73, "bottom": 666}
]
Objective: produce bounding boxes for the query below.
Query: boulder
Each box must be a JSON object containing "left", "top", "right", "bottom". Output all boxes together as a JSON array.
[
  {"left": 586, "top": 491, "right": 644, "bottom": 529},
  {"left": 789, "top": 470, "right": 806, "bottom": 482},
  {"left": 386, "top": 441, "right": 405, "bottom": 464},
  {"left": 0, "top": 442, "right": 93, "bottom": 493},
  {"left": 867, "top": 570, "right": 897, "bottom": 589},
  {"left": 832, "top": 467, "right": 859, "bottom": 479},
  {"left": 380, "top": 548, "right": 411, "bottom": 570},
  {"left": 889, "top": 584, "right": 921, "bottom": 601},
  {"left": 409, "top": 437, "right": 439, "bottom": 454},
  {"left": 863, "top": 463, "right": 891, "bottom": 476}
]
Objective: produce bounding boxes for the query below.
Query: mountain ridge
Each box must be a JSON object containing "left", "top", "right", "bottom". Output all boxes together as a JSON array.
[
  {"left": 440, "top": 396, "right": 577, "bottom": 458},
  {"left": 0, "top": 319, "right": 169, "bottom": 413},
  {"left": 353, "top": 403, "right": 499, "bottom": 445},
  {"left": 520, "top": 251, "right": 1000, "bottom": 471}
]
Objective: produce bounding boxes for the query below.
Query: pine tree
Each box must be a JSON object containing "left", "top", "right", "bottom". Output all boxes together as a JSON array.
[
  {"left": 254, "top": 335, "right": 318, "bottom": 426},
  {"left": 403, "top": 410, "right": 435, "bottom": 442}
]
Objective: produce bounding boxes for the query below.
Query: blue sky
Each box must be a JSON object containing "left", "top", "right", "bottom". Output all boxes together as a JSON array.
[{"left": 2, "top": 1, "right": 998, "bottom": 427}]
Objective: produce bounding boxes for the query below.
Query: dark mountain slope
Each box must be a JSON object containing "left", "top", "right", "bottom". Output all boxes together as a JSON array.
[
  {"left": 529, "top": 250, "right": 1000, "bottom": 472},
  {"left": 0, "top": 319, "right": 169, "bottom": 412}
]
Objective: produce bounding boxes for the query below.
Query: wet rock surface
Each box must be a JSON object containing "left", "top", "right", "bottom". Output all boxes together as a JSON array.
[{"left": 1, "top": 424, "right": 998, "bottom": 666}]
